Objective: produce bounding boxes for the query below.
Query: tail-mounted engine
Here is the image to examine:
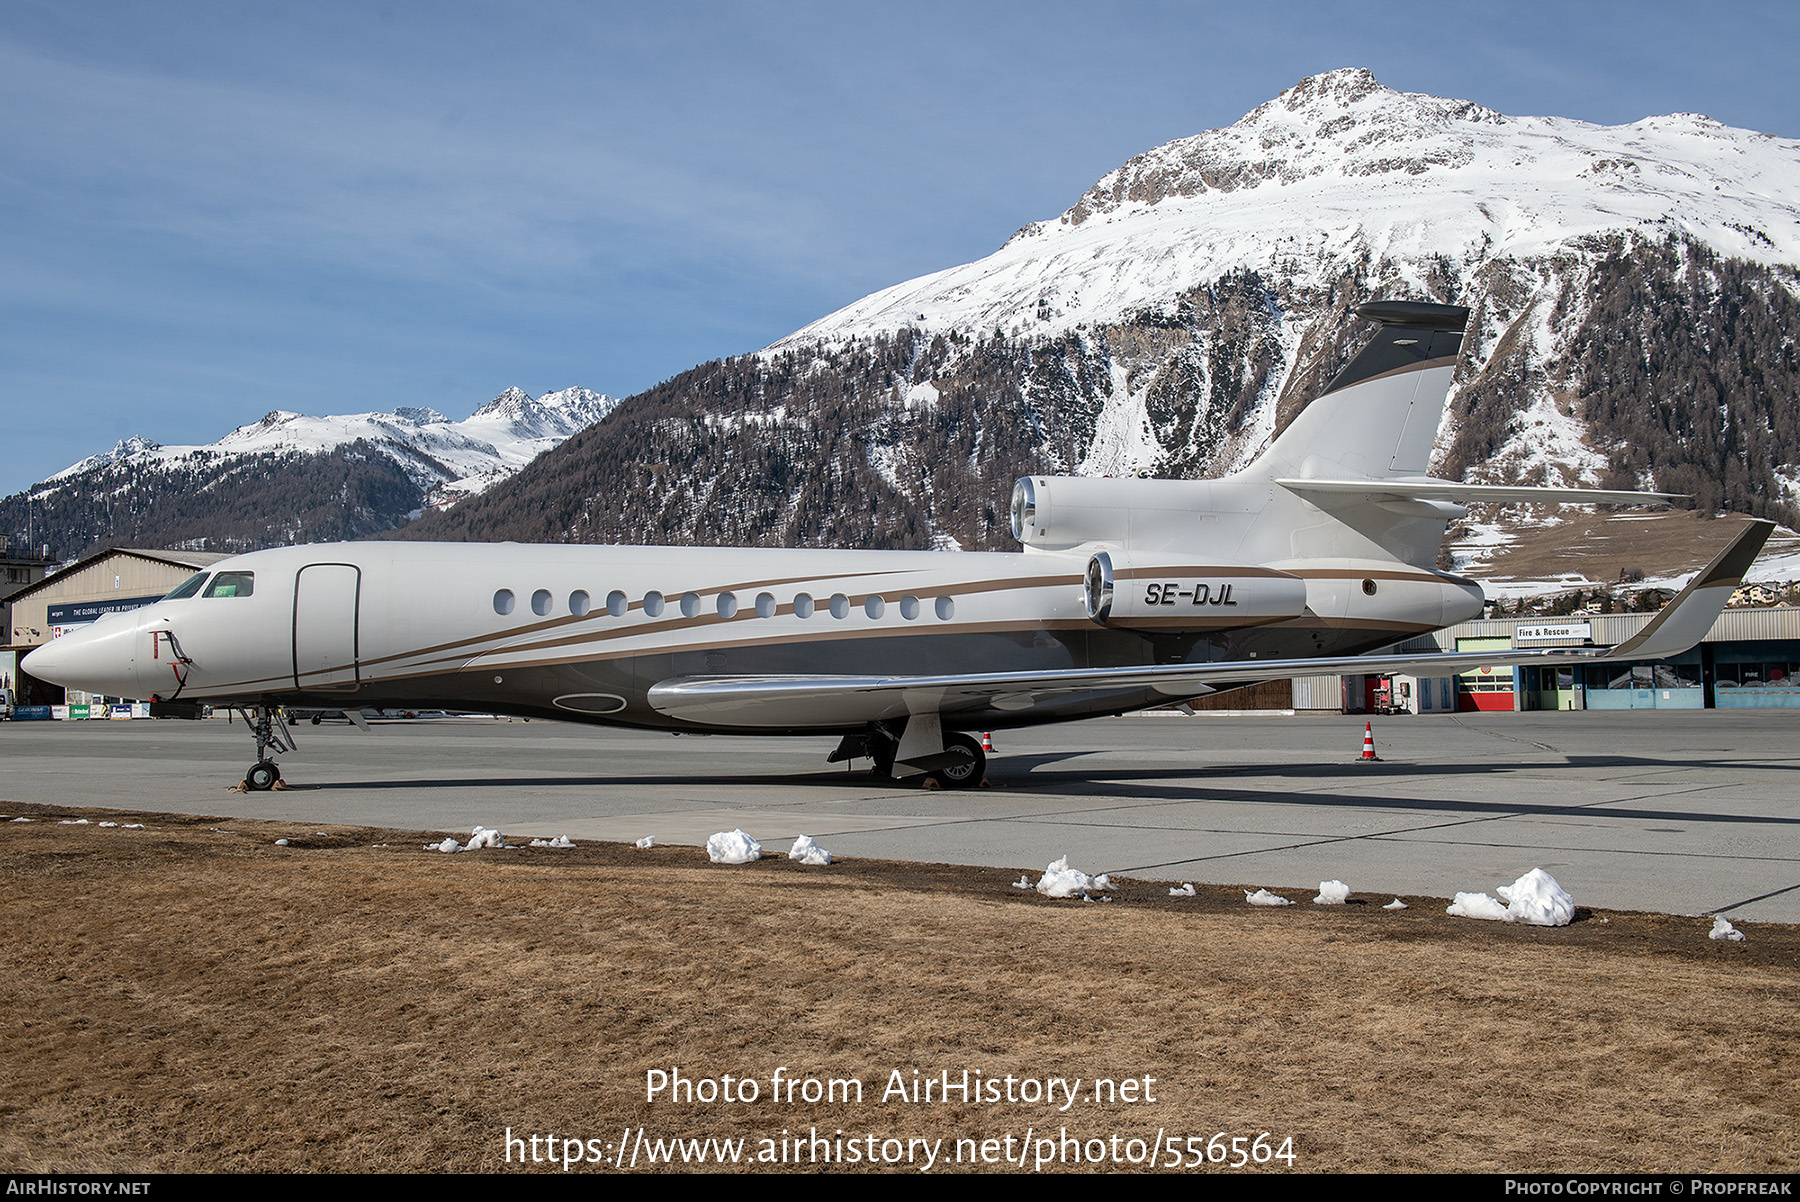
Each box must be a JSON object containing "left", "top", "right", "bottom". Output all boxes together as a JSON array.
[
  {"left": 1011, "top": 475, "right": 1217, "bottom": 551},
  {"left": 1082, "top": 550, "right": 1309, "bottom": 632}
]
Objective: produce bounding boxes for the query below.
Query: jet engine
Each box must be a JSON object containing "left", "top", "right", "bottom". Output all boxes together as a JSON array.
[
  {"left": 1010, "top": 476, "right": 1220, "bottom": 551},
  {"left": 1081, "top": 550, "right": 1309, "bottom": 631}
]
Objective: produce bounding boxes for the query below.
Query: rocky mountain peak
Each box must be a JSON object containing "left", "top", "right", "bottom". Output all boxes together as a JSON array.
[
  {"left": 471, "top": 387, "right": 536, "bottom": 420},
  {"left": 109, "top": 435, "right": 162, "bottom": 459}
]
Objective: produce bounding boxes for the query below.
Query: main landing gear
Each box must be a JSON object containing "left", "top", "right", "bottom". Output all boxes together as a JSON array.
[
  {"left": 829, "top": 724, "right": 987, "bottom": 789},
  {"left": 231, "top": 704, "right": 295, "bottom": 791}
]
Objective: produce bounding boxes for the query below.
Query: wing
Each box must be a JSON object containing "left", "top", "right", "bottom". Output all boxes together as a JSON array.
[{"left": 647, "top": 520, "right": 1772, "bottom": 729}]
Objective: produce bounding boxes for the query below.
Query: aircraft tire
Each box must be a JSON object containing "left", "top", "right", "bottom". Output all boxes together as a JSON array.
[
  {"left": 926, "top": 733, "right": 985, "bottom": 790},
  {"left": 246, "top": 761, "right": 281, "bottom": 791}
]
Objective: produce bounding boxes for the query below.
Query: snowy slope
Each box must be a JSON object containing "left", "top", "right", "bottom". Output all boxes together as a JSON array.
[
  {"left": 781, "top": 69, "right": 1800, "bottom": 345},
  {"left": 44, "top": 386, "right": 619, "bottom": 511}
]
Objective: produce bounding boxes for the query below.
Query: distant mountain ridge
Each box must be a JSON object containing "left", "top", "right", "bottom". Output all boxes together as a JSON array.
[{"left": 3, "top": 387, "right": 618, "bottom": 558}]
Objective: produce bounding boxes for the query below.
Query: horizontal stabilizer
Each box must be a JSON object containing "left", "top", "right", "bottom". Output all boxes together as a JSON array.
[
  {"left": 649, "top": 520, "right": 1773, "bottom": 730},
  {"left": 1276, "top": 477, "right": 1681, "bottom": 507}
]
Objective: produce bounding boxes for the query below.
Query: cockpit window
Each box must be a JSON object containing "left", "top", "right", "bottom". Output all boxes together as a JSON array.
[
  {"left": 163, "top": 573, "right": 210, "bottom": 601},
  {"left": 204, "top": 571, "right": 255, "bottom": 598}
]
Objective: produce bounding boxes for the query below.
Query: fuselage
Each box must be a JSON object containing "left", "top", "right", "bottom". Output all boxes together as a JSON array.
[{"left": 27, "top": 540, "right": 1485, "bottom": 733}]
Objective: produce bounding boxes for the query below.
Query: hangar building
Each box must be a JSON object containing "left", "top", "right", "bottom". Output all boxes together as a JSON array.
[{"left": 4, "top": 547, "right": 231, "bottom": 708}]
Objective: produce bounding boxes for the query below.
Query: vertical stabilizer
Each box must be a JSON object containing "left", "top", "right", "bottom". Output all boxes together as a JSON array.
[{"left": 1258, "top": 300, "right": 1469, "bottom": 482}]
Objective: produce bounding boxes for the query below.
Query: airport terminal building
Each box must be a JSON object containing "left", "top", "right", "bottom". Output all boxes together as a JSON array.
[{"left": 1304, "top": 606, "right": 1800, "bottom": 715}]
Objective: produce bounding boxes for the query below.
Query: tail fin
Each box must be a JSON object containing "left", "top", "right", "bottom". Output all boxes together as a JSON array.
[
  {"left": 1242, "top": 299, "right": 1676, "bottom": 570},
  {"left": 1257, "top": 300, "right": 1469, "bottom": 482}
]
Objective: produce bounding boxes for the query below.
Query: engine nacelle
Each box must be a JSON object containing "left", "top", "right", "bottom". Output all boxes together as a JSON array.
[
  {"left": 1083, "top": 550, "right": 1309, "bottom": 631},
  {"left": 1011, "top": 476, "right": 1220, "bottom": 551}
]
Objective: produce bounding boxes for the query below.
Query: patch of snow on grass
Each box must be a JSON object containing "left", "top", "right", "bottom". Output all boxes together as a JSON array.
[
  {"left": 1496, "top": 868, "right": 1575, "bottom": 926},
  {"left": 706, "top": 829, "right": 762, "bottom": 865},
  {"left": 1313, "top": 880, "right": 1350, "bottom": 905},
  {"left": 1447, "top": 891, "right": 1512, "bottom": 921},
  {"left": 1448, "top": 868, "right": 1574, "bottom": 926},
  {"left": 466, "top": 826, "right": 506, "bottom": 850},
  {"left": 1035, "top": 855, "right": 1102, "bottom": 899},
  {"left": 788, "top": 835, "right": 832, "bottom": 865}
]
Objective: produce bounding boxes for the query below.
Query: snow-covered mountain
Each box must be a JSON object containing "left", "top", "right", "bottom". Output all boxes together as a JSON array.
[
  {"left": 50, "top": 386, "right": 617, "bottom": 509},
  {"left": 6, "top": 387, "right": 618, "bottom": 557},
  {"left": 789, "top": 68, "right": 1800, "bottom": 343},
  {"left": 777, "top": 67, "right": 1800, "bottom": 485}
]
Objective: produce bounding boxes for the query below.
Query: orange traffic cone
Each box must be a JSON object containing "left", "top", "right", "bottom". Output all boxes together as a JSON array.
[
  {"left": 1359, "top": 721, "right": 1380, "bottom": 762},
  {"left": 981, "top": 731, "right": 996, "bottom": 753}
]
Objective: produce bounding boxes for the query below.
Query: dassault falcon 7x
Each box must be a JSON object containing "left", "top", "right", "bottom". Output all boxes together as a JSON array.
[{"left": 25, "top": 301, "right": 1772, "bottom": 790}]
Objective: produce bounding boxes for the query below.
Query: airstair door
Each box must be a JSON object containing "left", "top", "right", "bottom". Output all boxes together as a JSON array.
[{"left": 293, "top": 564, "right": 361, "bottom": 691}]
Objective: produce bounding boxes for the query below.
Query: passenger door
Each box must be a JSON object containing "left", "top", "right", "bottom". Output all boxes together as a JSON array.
[{"left": 293, "top": 564, "right": 361, "bottom": 691}]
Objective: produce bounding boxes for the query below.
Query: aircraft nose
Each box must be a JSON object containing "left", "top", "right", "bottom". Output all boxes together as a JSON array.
[{"left": 22, "top": 614, "right": 144, "bottom": 699}]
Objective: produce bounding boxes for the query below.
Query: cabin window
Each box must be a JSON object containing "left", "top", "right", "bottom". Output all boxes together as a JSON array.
[
  {"left": 204, "top": 571, "right": 254, "bottom": 598},
  {"left": 1362, "top": 579, "right": 1378, "bottom": 596},
  {"left": 829, "top": 593, "right": 849, "bottom": 619},
  {"left": 899, "top": 594, "right": 920, "bottom": 620},
  {"left": 606, "top": 590, "right": 628, "bottom": 617},
  {"left": 680, "top": 591, "right": 701, "bottom": 618},
  {"left": 494, "top": 589, "right": 516, "bottom": 616},
  {"left": 864, "top": 595, "right": 885, "bottom": 619},
  {"left": 163, "top": 573, "right": 210, "bottom": 601},
  {"left": 644, "top": 591, "right": 665, "bottom": 617},
  {"left": 755, "top": 592, "right": 776, "bottom": 618},
  {"left": 531, "top": 589, "right": 553, "bottom": 616},
  {"left": 569, "top": 590, "right": 591, "bottom": 617},
  {"left": 935, "top": 596, "right": 955, "bottom": 621},
  {"left": 717, "top": 592, "right": 738, "bottom": 618},
  {"left": 794, "top": 592, "right": 815, "bottom": 618}
]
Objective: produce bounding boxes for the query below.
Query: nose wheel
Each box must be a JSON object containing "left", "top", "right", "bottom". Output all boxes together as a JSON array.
[{"left": 232, "top": 705, "right": 296, "bottom": 791}]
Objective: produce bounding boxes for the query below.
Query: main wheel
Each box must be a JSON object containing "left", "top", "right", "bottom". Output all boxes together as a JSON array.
[
  {"left": 246, "top": 761, "right": 281, "bottom": 791},
  {"left": 925, "top": 733, "right": 985, "bottom": 790}
]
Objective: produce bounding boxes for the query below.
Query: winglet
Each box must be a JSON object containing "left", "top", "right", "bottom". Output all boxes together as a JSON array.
[{"left": 1606, "top": 520, "right": 1775, "bottom": 661}]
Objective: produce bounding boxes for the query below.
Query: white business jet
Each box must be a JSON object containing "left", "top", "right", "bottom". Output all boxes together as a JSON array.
[{"left": 25, "top": 301, "right": 1771, "bottom": 790}]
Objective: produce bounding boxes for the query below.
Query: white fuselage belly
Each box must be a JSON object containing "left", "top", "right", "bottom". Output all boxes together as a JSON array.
[{"left": 65, "top": 541, "right": 1479, "bottom": 733}]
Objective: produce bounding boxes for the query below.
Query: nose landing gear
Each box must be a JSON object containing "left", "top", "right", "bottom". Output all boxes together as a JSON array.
[{"left": 231, "top": 705, "right": 295, "bottom": 791}]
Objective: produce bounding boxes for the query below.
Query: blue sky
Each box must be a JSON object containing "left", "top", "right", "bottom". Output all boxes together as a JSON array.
[{"left": 3, "top": 0, "right": 1796, "bottom": 495}]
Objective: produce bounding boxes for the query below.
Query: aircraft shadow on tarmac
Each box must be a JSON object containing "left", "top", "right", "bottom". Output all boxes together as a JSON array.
[
  {"left": 309, "top": 750, "right": 1800, "bottom": 829},
  {"left": 988, "top": 751, "right": 1800, "bottom": 827}
]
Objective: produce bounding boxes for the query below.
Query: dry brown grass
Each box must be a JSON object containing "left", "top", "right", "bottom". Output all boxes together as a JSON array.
[
  {"left": 1464, "top": 508, "right": 1800, "bottom": 586},
  {"left": 2, "top": 801, "right": 1796, "bottom": 1174}
]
